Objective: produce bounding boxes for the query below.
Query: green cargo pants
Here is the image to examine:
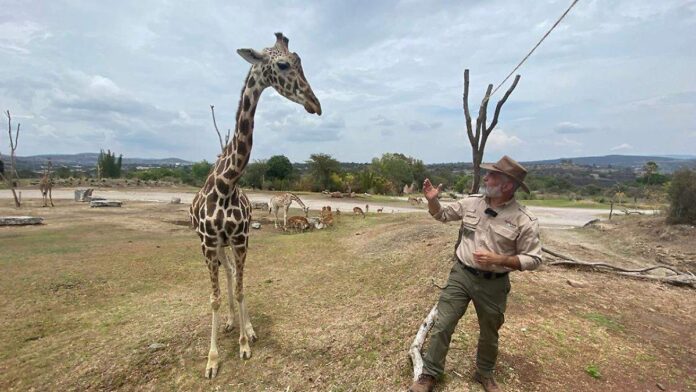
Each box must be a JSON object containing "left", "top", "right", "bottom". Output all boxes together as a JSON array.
[{"left": 422, "top": 260, "right": 511, "bottom": 378}]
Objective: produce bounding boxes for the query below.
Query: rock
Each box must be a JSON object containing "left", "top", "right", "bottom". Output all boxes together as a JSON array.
[
  {"left": 170, "top": 197, "right": 181, "bottom": 204},
  {"left": 148, "top": 343, "right": 166, "bottom": 351},
  {"left": 583, "top": 219, "right": 600, "bottom": 227},
  {"left": 251, "top": 222, "right": 261, "bottom": 229},
  {"left": 566, "top": 279, "right": 587, "bottom": 288},
  {"left": 252, "top": 202, "right": 269, "bottom": 210},
  {"left": 74, "top": 188, "right": 94, "bottom": 202},
  {"left": 0, "top": 216, "right": 44, "bottom": 226},
  {"left": 656, "top": 382, "right": 666, "bottom": 391}
]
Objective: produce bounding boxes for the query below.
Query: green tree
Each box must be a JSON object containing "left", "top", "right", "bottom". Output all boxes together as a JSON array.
[
  {"left": 667, "top": 168, "right": 696, "bottom": 224},
  {"left": 454, "top": 174, "right": 473, "bottom": 193},
  {"left": 371, "top": 153, "right": 427, "bottom": 194},
  {"left": 307, "top": 153, "right": 341, "bottom": 191},
  {"left": 266, "top": 155, "right": 293, "bottom": 180},
  {"left": 239, "top": 160, "right": 268, "bottom": 189},
  {"left": 97, "top": 149, "right": 122, "bottom": 178},
  {"left": 190, "top": 160, "right": 213, "bottom": 185},
  {"left": 54, "top": 166, "right": 72, "bottom": 179}
]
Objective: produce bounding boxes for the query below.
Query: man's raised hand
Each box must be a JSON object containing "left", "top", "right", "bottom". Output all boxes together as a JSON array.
[{"left": 423, "top": 178, "right": 443, "bottom": 201}]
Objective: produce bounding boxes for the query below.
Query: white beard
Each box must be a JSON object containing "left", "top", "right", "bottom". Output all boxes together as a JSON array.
[{"left": 479, "top": 184, "right": 502, "bottom": 198}]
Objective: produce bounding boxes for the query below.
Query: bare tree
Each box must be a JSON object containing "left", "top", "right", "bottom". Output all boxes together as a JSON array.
[
  {"left": 463, "top": 69, "right": 521, "bottom": 193},
  {"left": 210, "top": 105, "right": 230, "bottom": 153},
  {"left": 1, "top": 110, "right": 21, "bottom": 207}
]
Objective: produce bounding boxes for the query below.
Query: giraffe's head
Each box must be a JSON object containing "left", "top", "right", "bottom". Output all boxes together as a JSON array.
[{"left": 237, "top": 32, "right": 322, "bottom": 115}]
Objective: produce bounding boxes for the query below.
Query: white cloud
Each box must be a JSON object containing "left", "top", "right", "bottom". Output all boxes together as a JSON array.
[
  {"left": 0, "top": 21, "right": 51, "bottom": 54},
  {"left": 487, "top": 130, "right": 523, "bottom": 151},
  {"left": 610, "top": 143, "right": 633, "bottom": 151},
  {"left": 554, "top": 121, "right": 595, "bottom": 134},
  {"left": 1, "top": 0, "right": 694, "bottom": 162},
  {"left": 554, "top": 136, "right": 582, "bottom": 147}
]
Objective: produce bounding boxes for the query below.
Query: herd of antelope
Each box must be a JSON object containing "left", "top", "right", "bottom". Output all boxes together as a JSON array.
[{"left": 269, "top": 193, "right": 399, "bottom": 233}]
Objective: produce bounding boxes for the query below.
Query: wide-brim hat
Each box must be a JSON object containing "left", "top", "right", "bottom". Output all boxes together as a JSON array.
[{"left": 480, "top": 155, "right": 530, "bottom": 193}]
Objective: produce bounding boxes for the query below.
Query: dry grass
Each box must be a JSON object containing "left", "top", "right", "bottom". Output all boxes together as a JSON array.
[{"left": 0, "top": 199, "right": 694, "bottom": 391}]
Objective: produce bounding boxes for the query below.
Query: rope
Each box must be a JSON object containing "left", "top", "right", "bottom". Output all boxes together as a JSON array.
[{"left": 491, "top": 0, "right": 581, "bottom": 97}]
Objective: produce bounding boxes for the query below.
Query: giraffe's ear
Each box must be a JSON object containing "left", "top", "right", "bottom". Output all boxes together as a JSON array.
[{"left": 237, "top": 48, "right": 268, "bottom": 65}]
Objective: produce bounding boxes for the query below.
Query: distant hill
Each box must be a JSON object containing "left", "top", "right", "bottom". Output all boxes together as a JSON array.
[
  {"left": 523, "top": 155, "right": 696, "bottom": 173},
  {"left": 14, "top": 153, "right": 192, "bottom": 171},
  {"left": 9, "top": 153, "right": 696, "bottom": 174}
]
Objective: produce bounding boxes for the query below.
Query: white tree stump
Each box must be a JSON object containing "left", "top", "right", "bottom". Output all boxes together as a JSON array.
[{"left": 410, "top": 304, "right": 438, "bottom": 380}]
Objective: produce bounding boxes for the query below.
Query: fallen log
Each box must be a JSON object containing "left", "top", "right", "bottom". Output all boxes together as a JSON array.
[
  {"left": 542, "top": 247, "right": 695, "bottom": 288},
  {"left": 0, "top": 216, "right": 43, "bottom": 226},
  {"left": 90, "top": 200, "right": 123, "bottom": 208}
]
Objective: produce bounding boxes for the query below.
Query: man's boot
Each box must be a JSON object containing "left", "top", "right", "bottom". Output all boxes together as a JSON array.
[
  {"left": 408, "top": 373, "right": 436, "bottom": 392},
  {"left": 474, "top": 372, "right": 502, "bottom": 392}
]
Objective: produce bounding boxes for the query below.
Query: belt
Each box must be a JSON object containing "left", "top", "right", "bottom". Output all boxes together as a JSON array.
[{"left": 462, "top": 263, "right": 509, "bottom": 279}]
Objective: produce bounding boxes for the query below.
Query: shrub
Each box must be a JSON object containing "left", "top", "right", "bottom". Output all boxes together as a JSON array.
[{"left": 667, "top": 168, "right": 696, "bottom": 225}]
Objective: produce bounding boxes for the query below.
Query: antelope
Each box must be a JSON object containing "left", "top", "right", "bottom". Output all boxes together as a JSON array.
[
  {"left": 286, "top": 216, "right": 311, "bottom": 232},
  {"left": 353, "top": 206, "right": 365, "bottom": 218},
  {"left": 377, "top": 207, "right": 383, "bottom": 213}
]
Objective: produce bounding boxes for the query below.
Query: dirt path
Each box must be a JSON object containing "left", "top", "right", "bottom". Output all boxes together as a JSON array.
[{"left": 1, "top": 187, "right": 629, "bottom": 228}]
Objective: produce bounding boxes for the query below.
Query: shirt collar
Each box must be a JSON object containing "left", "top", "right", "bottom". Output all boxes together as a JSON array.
[{"left": 485, "top": 196, "right": 517, "bottom": 211}]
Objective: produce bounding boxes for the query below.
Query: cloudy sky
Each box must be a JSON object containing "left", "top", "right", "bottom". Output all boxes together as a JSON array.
[{"left": 2, "top": 0, "right": 695, "bottom": 164}]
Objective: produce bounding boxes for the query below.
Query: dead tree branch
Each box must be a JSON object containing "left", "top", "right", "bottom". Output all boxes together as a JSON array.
[
  {"left": 542, "top": 247, "right": 695, "bottom": 288},
  {"left": 2, "top": 110, "right": 21, "bottom": 207},
  {"left": 463, "top": 70, "right": 521, "bottom": 193},
  {"left": 409, "top": 304, "right": 438, "bottom": 381},
  {"left": 210, "top": 105, "right": 230, "bottom": 153}
]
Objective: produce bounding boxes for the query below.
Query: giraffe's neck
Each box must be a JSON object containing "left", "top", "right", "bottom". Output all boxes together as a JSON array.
[
  {"left": 214, "top": 68, "right": 266, "bottom": 186},
  {"left": 289, "top": 194, "right": 305, "bottom": 208}
]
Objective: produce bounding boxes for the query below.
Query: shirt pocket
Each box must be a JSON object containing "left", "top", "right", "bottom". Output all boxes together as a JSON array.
[
  {"left": 461, "top": 209, "right": 480, "bottom": 233},
  {"left": 490, "top": 224, "right": 518, "bottom": 254}
]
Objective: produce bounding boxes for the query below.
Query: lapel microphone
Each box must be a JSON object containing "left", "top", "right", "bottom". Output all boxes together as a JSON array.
[{"left": 484, "top": 208, "right": 498, "bottom": 217}]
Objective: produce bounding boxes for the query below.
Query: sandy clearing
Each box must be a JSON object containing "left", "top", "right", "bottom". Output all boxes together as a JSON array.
[{"left": 0, "top": 188, "right": 642, "bottom": 228}]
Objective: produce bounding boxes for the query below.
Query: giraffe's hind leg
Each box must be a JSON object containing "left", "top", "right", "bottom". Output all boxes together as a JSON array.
[
  {"left": 203, "top": 247, "right": 222, "bottom": 378},
  {"left": 49, "top": 188, "right": 54, "bottom": 207},
  {"left": 231, "top": 239, "right": 256, "bottom": 359},
  {"left": 222, "top": 247, "right": 236, "bottom": 332}
]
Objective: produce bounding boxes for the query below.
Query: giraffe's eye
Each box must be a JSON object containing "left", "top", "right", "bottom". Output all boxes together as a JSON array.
[{"left": 277, "top": 62, "right": 290, "bottom": 71}]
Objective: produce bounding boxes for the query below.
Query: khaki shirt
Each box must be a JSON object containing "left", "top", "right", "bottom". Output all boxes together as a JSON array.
[{"left": 431, "top": 194, "right": 542, "bottom": 273}]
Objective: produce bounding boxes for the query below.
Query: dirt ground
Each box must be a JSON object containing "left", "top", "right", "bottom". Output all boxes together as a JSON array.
[
  {"left": 0, "top": 196, "right": 694, "bottom": 391},
  {"left": 1, "top": 187, "right": 620, "bottom": 228}
]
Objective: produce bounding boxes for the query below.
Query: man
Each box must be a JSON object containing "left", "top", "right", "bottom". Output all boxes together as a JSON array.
[{"left": 409, "top": 156, "right": 542, "bottom": 392}]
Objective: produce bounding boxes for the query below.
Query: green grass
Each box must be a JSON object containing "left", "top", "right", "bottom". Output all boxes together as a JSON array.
[
  {"left": 582, "top": 312, "right": 625, "bottom": 332},
  {"left": 585, "top": 363, "right": 602, "bottom": 379}
]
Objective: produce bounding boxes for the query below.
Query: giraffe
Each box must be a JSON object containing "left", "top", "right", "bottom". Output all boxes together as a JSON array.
[
  {"left": 269, "top": 192, "right": 309, "bottom": 229},
  {"left": 39, "top": 160, "right": 54, "bottom": 207},
  {"left": 188, "top": 32, "right": 321, "bottom": 379}
]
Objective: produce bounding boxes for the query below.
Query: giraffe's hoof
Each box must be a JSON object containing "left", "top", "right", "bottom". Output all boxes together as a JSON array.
[
  {"left": 205, "top": 362, "right": 219, "bottom": 379},
  {"left": 246, "top": 328, "right": 258, "bottom": 342},
  {"left": 239, "top": 344, "right": 252, "bottom": 360}
]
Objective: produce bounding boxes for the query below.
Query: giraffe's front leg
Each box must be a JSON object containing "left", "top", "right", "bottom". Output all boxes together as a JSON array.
[
  {"left": 222, "top": 250, "right": 236, "bottom": 332},
  {"left": 283, "top": 207, "right": 289, "bottom": 230},
  {"left": 204, "top": 256, "right": 222, "bottom": 378},
  {"left": 232, "top": 244, "right": 256, "bottom": 359}
]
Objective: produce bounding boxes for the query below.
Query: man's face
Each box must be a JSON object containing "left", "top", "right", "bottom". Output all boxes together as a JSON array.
[{"left": 480, "top": 171, "right": 511, "bottom": 197}]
